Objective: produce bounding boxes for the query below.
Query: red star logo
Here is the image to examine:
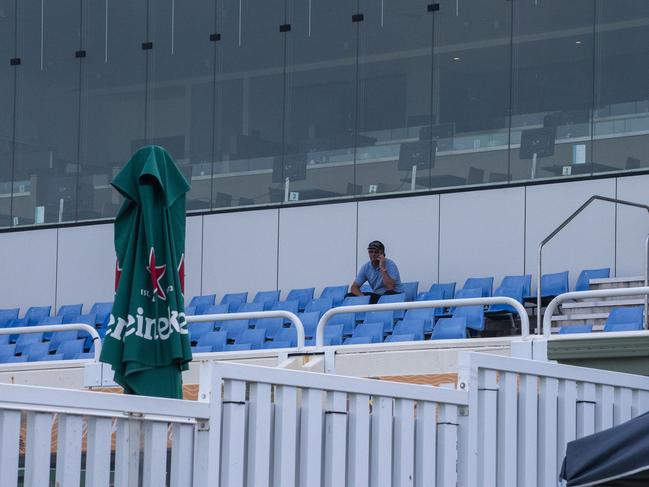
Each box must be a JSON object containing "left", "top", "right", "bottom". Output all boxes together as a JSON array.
[
  {"left": 114, "top": 260, "right": 122, "bottom": 292},
  {"left": 177, "top": 253, "right": 185, "bottom": 295},
  {"left": 147, "top": 247, "right": 167, "bottom": 300}
]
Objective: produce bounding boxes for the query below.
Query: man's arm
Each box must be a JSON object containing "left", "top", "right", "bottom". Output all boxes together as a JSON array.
[
  {"left": 378, "top": 255, "right": 396, "bottom": 291},
  {"left": 350, "top": 281, "right": 363, "bottom": 296}
]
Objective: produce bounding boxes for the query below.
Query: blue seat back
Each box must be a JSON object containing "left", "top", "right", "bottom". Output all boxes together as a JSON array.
[
  {"left": 24, "top": 306, "right": 52, "bottom": 325},
  {"left": 305, "top": 298, "right": 334, "bottom": 317},
  {"left": 489, "top": 285, "right": 525, "bottom": 313},
  {"left": 606, "top": 307, "right": 643, "bottom": 328},
  {"left": 344, "top": 336, "right": 373, "bottom": 345},
  {"left": 271, "top": 300, "right": 299, "bottom": 315},
  {"left": 263, "top": 341, "right": 291, "bottom": 349},
  {"left": 377, "top": 293, "right": 406, "bottom": 319},
  {"left": 499, "top": 275, "right": 532, "bottom": 298},
  {"left": 189, "top": 294, "right": 216, "bottom": 309},
  {"left": 220, "top": 292, "right": 248, "bottom": 312},
  {"left": 185, "top": 305, "right": 197, "bottom": 316},
  {"left": 540, "top": 271, "right": 569, "bottom": 297},
  {"left": 238, "top": 302, "right": 265, "bottom": 313},
  {"left": 39, "top": 316, "right": 64, "bottom": 325},
  {"left": 197, "top": 330, "right": 228, "bottom": 352},
  {"left": 605, "top": 322, "right": 644, "bottom": 332},
  {"left": 255, "top": 317, "right": 285, "bottom": 339},
  {"left": 298, "top": 312, "right": 320, "bottom": 339},
  {"left": 49, "top": 330, "right": 80, "bottom": 351},
  {"left": 575, "top": 268, "right": 610, "bottom": 292},
  {"left": 393, "top": 319, "right": 425, "bottom": 340},
  {"left": 452, "top": 305, "right": 484, "bottom": 331},
  {"left": 429, "top": 283, "right": 456, "bottom": 300},
  {"left": 15, "top": 333, "right": 44, "bottom": 355},
  {"left": 226, "top": 344, "right": 252, "bottom": 352},
  {"left": 220, "top": 320, "right": 250, "bottom": 341},
  {"left": 253, "top": 290, "right": 280, "bottom": 310},
  {"left": 351, "top": 322, "right": 384, "bottom": 343},
  {"left": 89, "top": 302, "right": 113, "bottom": 326},
  {"left": 24, "top": 342, "right": 51, "bottom": 361},
  {"left": 57, "top": 339, "right": 85, "bottom": 359},
  {"left": 286, "top": 288, "right": 316, "bottom": 311},
  {"left": 275, "top": 327, "right": 298, "bottom": 347},
  {"left": 329, "top": 313, "right": 356, "bottom": 336},
  {"left": 236, "top": 329, "right": 267, "bottom": 349},
  {"left": 363, "top": 310, "right": 395, "bottom": 334},
  {"left": 204, "top": 304, "right": 230, "bottom": 318},
  {"left": 403, "top": 308, "right": 436, "bottom": 332},
  {"left": 432, "top": 317, "right": 467, "bottom": 340},
  {"left": 385, "top": 334, "right": 416, "bottom": 343},
  {"left": 454, "top": 288, "right": 482, "bottom": 299},
  {"left": 57, "top": 304, "right": 83, "bottom": 321},
  {"left": 401, "top": 282, "right": 419, "bottom": 302},
  {"left": 320, "top": 285, "right": 348, "bottom": 307},
  {"left": 0, "top": 308, "right": 19, "bottom": 327},
  {"left": 0, "top": 344, "right": 17, "bottom": 362},
  {"left": 189, "top": 322, "right": 216, "bottom": 343},
  {"left": 559, "top": 324, "right": 593, "bottom": 334},
  {"left": 462, "top": 277, "right": 494, "bottom": 297},
  {"left": 342, "top": 295, "right": 371, "bottom": 306}
]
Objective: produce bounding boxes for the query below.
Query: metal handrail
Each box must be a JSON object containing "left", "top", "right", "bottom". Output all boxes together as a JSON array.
[
  {"left": 315, "top": 297, "right": 529, "bottom": 347},
  {"left": 536, "top": 195, "right": 649, "bottom": 334},
  {"left": 187, "top": 311, "right": 306, "bottom": 350},
  {"left": 0, "top": 323, "right": 102, "bottom": 361},
  {"left": 541, "top": 286, "right": 649, "bottom": 337}
]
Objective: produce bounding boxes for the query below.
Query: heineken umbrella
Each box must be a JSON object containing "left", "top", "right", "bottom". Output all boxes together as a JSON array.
[
  {"left": 560, "top": 411, "right": 649, "bottom": 486},
  {"left": 100, "top": 145, "right": 192, "bottom": 399}
]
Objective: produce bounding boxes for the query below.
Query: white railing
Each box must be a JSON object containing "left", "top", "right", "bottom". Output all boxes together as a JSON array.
[
  {"left": 540, "top": 286, "right": 649, "bottom": 337},
  {"left": 187, "top": 311, "right": 306, "bottom": 350},
  {"left": 458, "top": 352, "right": 649, "bottom": 487},
  {"left": 315, "top": 297, "right": 529, "bottom": 347},
  {"left": 0, "top": 323, "right": 102, "bottom": 360}
]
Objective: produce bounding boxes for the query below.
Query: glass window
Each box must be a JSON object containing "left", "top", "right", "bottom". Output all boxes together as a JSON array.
[
  {"left": 147, "top": 0, "right": 216, "bottom": 212},
  {"left": 355, "top": 0, "right": 434, "bottom": 196},
  {"left": 0, "top": 0, "right": 15, "bottom": 228},
  {"left": 510, "top": 0, "right": 595, "bottom": 182},
  {"left": 79, "top": 0, "right": 147, "bottom": 220},
  {"left": 13, "top": 0, "right": 81, "bottom": 226},
  {"left": 593, "top": 1, "right": 649, "bottom": 174},
  {"left": 283, "top": 0, "right": 358, "bottom": 202},
  {"left": 432, "top": 0, "right": 512, "bottom": 189},
  {"left": 212, "top": 0, "right": 286, "bottom": 208}
]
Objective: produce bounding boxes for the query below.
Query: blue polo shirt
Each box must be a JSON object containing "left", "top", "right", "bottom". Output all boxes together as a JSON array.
[{"left": 354, "top": 258, "right": 403, "bottom": 295}]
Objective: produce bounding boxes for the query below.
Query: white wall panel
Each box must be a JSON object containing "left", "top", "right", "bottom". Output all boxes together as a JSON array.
[
  {"left": 616, "top": 174, "right": 649, "bottom": 277},
  {"left": 184, "top": 215, "right": 203, "bottom": 303},
  {"left": 357, "top": 195, "right": 439, "bottom": 292},
  {"left": 202, "top": 209, "right": 279, "bottom": 300},
  {"left": 278, "top": 203, "right": 356, "bottom": 298},
  {"left": 525, "top": 179, "right": 616, "bottom": 290},
  {"left": 56, "top": 224, "right": 114, "bottom": 311},
  {"left": 439, "top": 188, "right": 525, "bottom": 289},
  {"left": 0, "top": 228, "right": 57, "bottom": 312}
]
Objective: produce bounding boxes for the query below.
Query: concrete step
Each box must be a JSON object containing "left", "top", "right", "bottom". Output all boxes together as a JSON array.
[
  {"left": 561, "top": 299, "right": 645, "bottom": 315},
  {"left": 550, "top": 312, "right": 608, "bottom": 327},
  {"left": 589, "top": 276, "right": 645, "bottom": 289}
]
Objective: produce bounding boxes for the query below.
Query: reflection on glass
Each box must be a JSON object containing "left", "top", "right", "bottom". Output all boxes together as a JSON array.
[
  {"left": 593, "top": 2, "right": 649, "bottom": 173},
  {"left": 0, "top": 0, "right": 15, "bottom": 228},
  {"left": 79, "top": 1, "right": 147, "bottom": 221},
  {"left": 510, "top": 0, "right": 595, "bottom": 182}
]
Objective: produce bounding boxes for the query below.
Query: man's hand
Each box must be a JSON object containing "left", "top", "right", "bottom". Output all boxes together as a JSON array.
[{"left": 377, "top": 253, "right": 386, "bottom": 271}]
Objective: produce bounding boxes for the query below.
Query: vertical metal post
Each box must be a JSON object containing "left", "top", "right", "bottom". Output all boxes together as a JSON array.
[
  {"left": 284, "top": 177, "right": 290, "bottom": 202},
  {"left": 644, "top": 234, "right": 649, "bottom": 329},
  {"left": 410, "top": 165, "right": 417, "bottom": 191},
  {"left": 537, "top": 245, "right": 542, "bottom": 335}
]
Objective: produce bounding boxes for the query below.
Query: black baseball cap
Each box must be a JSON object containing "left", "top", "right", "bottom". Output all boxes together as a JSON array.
[{"left": 367, "top": 240, "right": 385, "bottom": 252}]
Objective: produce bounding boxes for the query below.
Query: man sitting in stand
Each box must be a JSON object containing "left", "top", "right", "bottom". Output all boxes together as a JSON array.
[{"left": 349, "top": 240, "right": 403, "bottom": 304}]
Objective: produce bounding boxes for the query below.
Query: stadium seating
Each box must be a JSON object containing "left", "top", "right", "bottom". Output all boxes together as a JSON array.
[
  {"left": 525, "top": 271, "right": 569, "bottom": 306},
  {"left": 377, "top": 293, "right": 406, "bottom": 319},
  {"left": 263, "top": 341, "right": 291, "bottom": 349},
  {"left": 196, "top": 331, "right": 227, "bottom": 352},
  {"left": 319, "top": 285, "right": 348, "bottom": 307},
  {"left": 189, "top": 322, "right": 216, "bottom": 345},
  {"left": 385, "top": 334, "right": 416, "bottom": 343},
  {"left": 401, "top": 281, "right": 419, "bottom": 301},
  {"left": 89, "top": 302, "right": 113, "bottom": 327},
  {"left": 559, "top": 324, "right": 593, "bottom": 334},
  {"left": 328, "top": 313, "right": 356, "bottom": 337},
  {"left": 191, "top": 346, "right": 212, "bottom": 354},
  {"left": 461, "top": 277, "right": 494, "bottom": 298},
  {"left": 15, "top": 332, "right": 44, "bottom": 355},
  {"left": 452, "top": 304, "right": 485, "bottom": 333},
  {"left": 274, "top": 327, "right": 298, "bottom": 348},
  {"left": 255, "top": 317, "right": 284, "bottom": 340},
  {"left": 393, "top": 319, "right": 425, "bottom": 341},
  {"left": 432, "top": 317, "right": 467, "bottom": 340},
  {"left": 271, "top": 300, "right": 299, "bottom": 316},
  {"left": 236, "top": 329, "right": 266, "bottom": 349},
  {"left": 297, "top": 312, "right": 320, "bottom": 340},
  {"left": 220, "top": 292, "right": 248, "bottom": 312},
  {"left": 304, "top": 298, "right": 334, "bottom": 317},
  {"left": 219, "top": 320, "right": 250, "bottom": 341},
  {"left": 235, "top": 302, "right": 265, "bottom": 313},
  {"left": 286, "top": 288, "right": 315, "bottom": 311},
  {"left": 225, "top": 344, "right": 252, "bottom": 351},
  {"left": 49, "top": 330, "right": 80, "bottom": 352},
  {"left": 603, "top": 307, "right": 644, "bottom": 332},
  {"left": 0, "top": 308, "right": 19, "bottom": 327},
  {"left": 345, "top": 322, "right": 384, "bottom": 344},
  {"left": 363, "top": 310, "right": 395, "bottom": 334},
  {"left": 189, "top": 294, "right": 216, "bottom": 314},
  {"left": 252, "top": 290, "right": 280, "bottom": 310},
  {"left": 56, "top": 339, "right": 85, "bottom": 360},
  {"left": 306, "top": 324, "right": 344, "bottom": 346},
  {"left": 575, "top": 268, "right": 610, "bottom": 292},
  {"left": 57, "top": 304, "right": 82, "bottom": 322},
  {"left": 403, "top": 308, "right": 436, "bottom": 333},
  {"left": 0, "top": 344, "right": 17, "bottom": 362},
  {"left": 24, "top": 306, "right": 52, "bottom": 325},
  {"left": 22, "top": 342, "right": 52, "bottom": 362}
]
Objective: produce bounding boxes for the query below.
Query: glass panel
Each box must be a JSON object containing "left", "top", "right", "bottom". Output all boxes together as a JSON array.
[
  {"left": 355, "top": 0, "right": 433, "bottom": 196},
  {"left": 593, "top": 2, "right": 649, "bottom": 173},
  {"left": 212, "top": 0, "right": 286, "bottom": 208},
  {"left": 432, "top": 0, "right": 512, "bottom": 189},
  {"left": 510, "top": 0, "right": 595, "bottom": 182},
  {"left": 79, "top": 0, "right": 147, "bottom": 220},
  {"left": 13, "top": 0, "right": 81, "bottom": 226},
  {"left": 147, "top": 0, "right": 216, "bottom": 211},
  {"left": 283, "top": 0, "right": 357, "bottom": 202},
  {"left": 0, "top": 0, "right": 15, "bottom": 228}
]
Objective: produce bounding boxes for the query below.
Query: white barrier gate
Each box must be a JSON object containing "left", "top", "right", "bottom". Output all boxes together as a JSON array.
[{"left": 5, "top": 352, "right": 649, "bottom": 486}]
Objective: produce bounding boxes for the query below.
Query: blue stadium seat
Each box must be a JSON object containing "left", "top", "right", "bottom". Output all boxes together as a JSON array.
[
  {"left": 342, "top": 295, "right": 371, "bottom": 322},
  {"left": 42, "top": 353, "right": 64, "bottom": 361},
  {"left": 197, "top": 331, "right": 228, "bottom": 352},
  {"left": 220, "top": 292, "right": 249, "bottom": 312},
  {"left": 385, "top": 334, "right": 416, "bottom": 343},
  {"left": 185, "top": 305, "right": 196, "bottom": 316},
  {"left": 604, "top": 307, "right": 644, "bottom": 332},
  {"left": 401, "top": 282, "right": 419, "bottom": 302},
  {"left": 526, "top": 271, "right": 569, "bottom": 305},
  {"left": 24, "top": 306, "right": 52, "bottom": 325},
  {"left": 219, "top": 320, "right": 250, "bottom": 341},
  {"left": 297, "top": 312, "right": 320, "bottom": 339},
  {"left": 191, "top": 346, "right": 212, "bottom": 354},
  {"left": 237, "top": 302, "right": 265, "bottom": 314},
  {"left": 377, "top": 293, "right": 406, "bottom": 320},
  {"left": 74, "top": 314, "right": 99, "bottom": 350},
  {"left": 329, "top": 313, "right": 356, "bottom": 337},
  {"left": 559, "top": 324, "right": 593, "bottom": 334},
  {"left": 432, "top": 317, "right": 467, "bottom": 340},
  {"left": 203, "top": 303, "right": 230, "bottom": 318},
  {"left": 189, "top": 322, "right": 216, "bottom": 344},
  {"left": 605, "top": 322, "right": 644, "bottom": 332},
  {"left": 189, "top": 294, "right": 216, "bottom": 314},
  {"left": 15, "top": 332, "right": 44, "bottom": 355},
  {"left": 286, "top": 288, "right": 315, "bottom": 311},
  {"left": 0, "top": 344, "right": 17, "bottom": 362},
  {"left": 487, "top": 277, "right": 527, "bottom": 314},
  {"left": 6, "top": 355, "right": 28, "bottom": 363},
  {"left": 49, "top": 330, "right": 81, "bottom": 352},
  {"left": 263, "top": 341, "right": 291, "bottom": 349},
  {"left": 304, "top": 298, "right": 334, "bottom": 317},
  {"left": 0, "top": 334, "right": 9, "bottom": 346},
  {"left": 56, "top": 339, "right": 85, "bottom": 359},
  {"left": 452, "top": 304, "right": 484, "bottom": 332},
  {"left": 403, "top": 309, "right": 436, "bottom": 333},
  {"left": 575, "top": 268, "right": 610, "bottom": 292},
  {"left": 274, "top": 327, "right": 298, "bottom": 348},
  {"left": 462, "top": 277, "right": 494, "bottom": 297},
  {"left": 252, "top": 290, "right": 280, "bottom": 310},
  {"left": 451, "top": 288, "right": 482, "bottom": 314},
  {"left": 57, "top": 304, "right": 82, "bottom": 322},
  {"left": 7, "top": 318, "right": 29, "bottom": 343},
  {"left": 363, "top": 310, "right": 395, "bottom": 334},
  {"left": 347, "top": 322, "right": 384, "bottom": 344},
  {"left": 271, "top": 300, "right": 299, "bottom": 317},
  {"left": 393, "top": 319, "right": 425, "bottom": 341},
  {"left": 306, "top": 324, "right": 344, "bottom": 346},
  {"left": 0, "top": 308, "right": 19, "bottom": 328},
  {"left": 425, "top": 282, "right": 456, "bottom": 300},
  {"left": 74, "top": 352, "right": 95, "bottom": 360},
  {"left": 23, "top": 342, "right": 52, "bottom": 362},
  {"left": 343, "top": 336, "right": 374, "bottom": 345},
  {"left": 225, "top": 344, "right": 252, "bottom": 351},
  {"left": 320, "top": 285, "right": 348, "bottom": 307},
  {"left": 236, "top": 329, "right": 267, "bottom": 349},
  {"left": 498, "top": 275, "right": 532, "bottom": 298},
  {"left": 89, "top": 302, "right": 113, "bottom": 327},
  {"left": 38, "top": 315, "right": 64, "bottom": 341},
  {"left": 254, "top": 317, "right": 284, "bottom": 340}
]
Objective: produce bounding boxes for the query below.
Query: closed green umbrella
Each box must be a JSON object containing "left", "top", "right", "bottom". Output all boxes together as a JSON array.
[{"left": 100, "top": 145, "right": 192, "bottom": 399}]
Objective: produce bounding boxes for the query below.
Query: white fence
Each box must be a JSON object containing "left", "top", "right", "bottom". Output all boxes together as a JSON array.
[{"left": 5, "top": 352, "right": 649, "bottom": 486}]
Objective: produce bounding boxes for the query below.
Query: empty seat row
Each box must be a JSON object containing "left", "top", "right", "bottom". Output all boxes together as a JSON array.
[
  {"left": 0, "top": 302, "right": 113, "bottom": 329},
  {"left": 560, "top": 306, "right": 644, "bottom": 334}
]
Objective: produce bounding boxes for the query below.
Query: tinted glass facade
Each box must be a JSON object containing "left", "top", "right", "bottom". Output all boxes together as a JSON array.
[{"left": 0, "top": 0, "right": 648, "bottom": 227}]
